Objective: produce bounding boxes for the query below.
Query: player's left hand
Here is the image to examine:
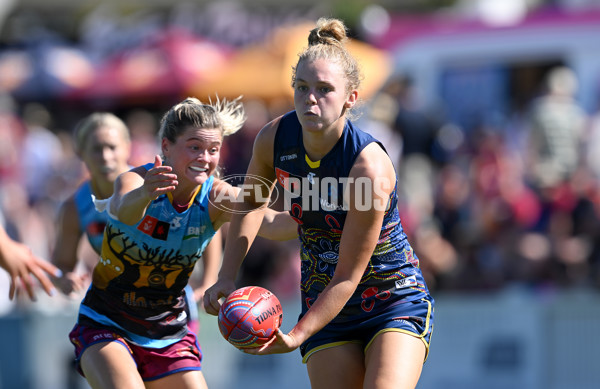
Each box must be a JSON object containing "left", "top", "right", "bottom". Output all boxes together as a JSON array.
[{"left": 241, "top": 329, "right": 300, "bottom": 355}]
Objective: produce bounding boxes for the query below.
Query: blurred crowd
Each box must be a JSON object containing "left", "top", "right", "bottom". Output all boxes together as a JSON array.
[
  {"left": 1, "top": 3, "right": 600, "bottom": 313},
  {"left": 1, "top": 61, "right": 600, "bottom": 309},
  {"left": 360, "top": 66, "right": 600, "bottom": 293}
]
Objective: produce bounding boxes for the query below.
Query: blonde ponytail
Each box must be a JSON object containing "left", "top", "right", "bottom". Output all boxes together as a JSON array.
[{"left": 210, "top": 95, "right": 246, "bottom": 137}]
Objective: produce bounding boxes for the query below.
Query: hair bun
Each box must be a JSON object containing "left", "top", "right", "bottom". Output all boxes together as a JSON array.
[{"left": 308, "top": 18, "right": 348, "bottom": 47}]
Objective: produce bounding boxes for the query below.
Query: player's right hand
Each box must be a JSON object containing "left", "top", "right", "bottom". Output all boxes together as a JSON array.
[
  {"left": 203, "top": 278, "right": 236, "bottom": 315},
  {"left": 143, "top": 155, "right": 178, "bottom": 200}
]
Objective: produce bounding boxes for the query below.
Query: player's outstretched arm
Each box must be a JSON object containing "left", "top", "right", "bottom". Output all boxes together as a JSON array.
[
  {"left": 192, "top": 228, "right": 223, "bottom": 304},
  {"left": 258, "top": 209, "right": 298, "bottom": 241},
  {"left": 51, "top": 196, "right": 89, "bottom": 295}
]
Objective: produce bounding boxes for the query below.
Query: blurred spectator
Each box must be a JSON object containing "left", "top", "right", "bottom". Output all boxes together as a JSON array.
[
  {"left": 584, "top": 102, "right": 600, "bottom": 181},
  {"left": 0, "top": 94, "right": 25, "bottom": 185},
  {"left": 124, "top": 108, "right": 159, "bottom": 166},
  {"left": 356, "top": 88, "right": 403, "bottom": 165},
  {"left": 526, "top": 66, "right": 587, "bottom": 189},
  {"left": 219, "top": 98, "right": 271, "bottom": 176},
  {"left": 19, "top": 102, "right": 63, "bottom": 204},
  {"left": 389, "top": 75, "right": 440, "bottom": 160}
]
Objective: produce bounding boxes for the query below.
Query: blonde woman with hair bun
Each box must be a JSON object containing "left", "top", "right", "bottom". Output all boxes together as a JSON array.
[
  {"left": 205, "top": 18, "right": 434, "bottom": 389},
  {"left": 68, "top": 97, "right": 297, "bottom": 389}
]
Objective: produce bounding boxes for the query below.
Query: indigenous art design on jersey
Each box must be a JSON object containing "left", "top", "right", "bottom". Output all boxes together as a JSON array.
[
  {"left": 273, "top": 112, "right": 431, "bottom": 324},
  {"left": 78, "top": 168, "right": 216, "bottom": 348}
]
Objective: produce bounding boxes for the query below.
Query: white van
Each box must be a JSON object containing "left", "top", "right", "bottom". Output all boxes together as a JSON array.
[{"left": 379, "top": 9, "right": 600, "bottom": 129}]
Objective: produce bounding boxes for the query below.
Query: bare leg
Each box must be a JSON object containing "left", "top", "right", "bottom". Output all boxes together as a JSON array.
[
  {"left": 306, "top": 342, "right": 365, "bottom": 389},
  {"left": 146, "top": 370, "right": 208, "bottom": 389},
  {"left": 364, "top": 331, "right": 426, "bottom": 389},
  {"left": 80, "top": 342, "right": 145, "bottom": 389}
]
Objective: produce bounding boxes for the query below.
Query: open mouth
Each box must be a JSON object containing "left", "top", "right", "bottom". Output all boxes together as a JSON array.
[{"left": 189, "top": 166, "right": 208, "bottom": 172}]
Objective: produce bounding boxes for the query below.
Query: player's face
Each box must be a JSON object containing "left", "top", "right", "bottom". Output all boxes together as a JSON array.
[
  {"left": 162, "top": 127, "right": 221, "bottom": 189},
  {"left": 81, "top": 126, "right": 130, "bottom": 184},
  {"left": 293, "top": 58, "right": 357, "bottom": 134}
]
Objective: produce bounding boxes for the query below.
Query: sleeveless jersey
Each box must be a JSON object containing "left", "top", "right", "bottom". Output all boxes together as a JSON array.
[
  {"left": 74, "top": 181, "right": 107, "bottom": 254},
  {"left": 273, "top": 111, "right": 431, "bottom": 324},
  {"left": 78, "top": 166, "right": 216, "bottom": 348}
]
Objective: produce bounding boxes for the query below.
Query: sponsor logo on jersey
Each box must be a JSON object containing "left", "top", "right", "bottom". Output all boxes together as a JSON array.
[
  {"left": 137, "top": 215, "right": 170, "bottom": 240},
  {"left": 395, "top": 275, "right": 417, "bottom": 289},
  {"left": 275, "top": 168, "right": 303, "bottom": 193},
  {"left": 183, "top": 225, "right": 207, "bottom": 240},
  {"left": 280, "top": 153, "right": 298, "bottom": 161}
]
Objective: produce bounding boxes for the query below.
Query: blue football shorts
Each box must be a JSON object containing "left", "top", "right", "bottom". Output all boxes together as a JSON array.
[{"left": 300, "top": 296, "right": 434, "bottom": 363}]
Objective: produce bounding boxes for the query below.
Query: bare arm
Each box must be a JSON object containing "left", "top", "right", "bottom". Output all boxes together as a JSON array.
[
  {"left": 51, "top": 197, "right": 89, "bottom": 295},
  {"left": 52, "top": 197, "right": 83, "bottom": 274},
  {"left": 192, "top": 228, "right": 223, "bottom": 303},
  {"left": 258, "top": 209, "right": 299, "bottom": 241},
  {"left": 203, "top": 118, "right": 279, "bottom": 315}
]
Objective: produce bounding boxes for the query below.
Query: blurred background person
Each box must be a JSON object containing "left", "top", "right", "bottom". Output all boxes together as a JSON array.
[
  {"left": 526, "top": 66, "right": 587, "bottom": 191},
  {"left": 52, "top": 112, "right": 132, "bottom": 296}
]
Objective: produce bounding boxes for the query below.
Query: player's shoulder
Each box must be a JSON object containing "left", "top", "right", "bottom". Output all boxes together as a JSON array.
[
  {"left": 117, "top": 164, "right": 148, "bottom": 184},
  {"left": 61, "top": 193, "right": 79, "bottom": 211},
  {"left": 256, "top": 115, "right": 283, "bottom": 143},
  {"left": 252, "top": 115, "right": 283, "bottom": 162},
  {"left": 57, "top": 193, "right": 80, "bottom": 222},
  {"left": 353, "top": 142, "right": 395, "bottom": 180},
  {"left": 210, "top": 177, "right": 239, "bottom": 199}
]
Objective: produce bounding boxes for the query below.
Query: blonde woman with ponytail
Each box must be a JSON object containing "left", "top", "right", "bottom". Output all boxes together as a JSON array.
[
  {"left": 205, "top": 18, "right": 434, "bottom": 389},
  {"left": 68, "top": 97, "right": 297, "bottom": 389}
]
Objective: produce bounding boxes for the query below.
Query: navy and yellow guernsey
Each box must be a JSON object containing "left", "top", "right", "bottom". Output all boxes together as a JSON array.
[
  {"left": 273, "top": 111, "right": 431, "bottom": 324},
  {"left": 77, "top": 164, "right": 215, "bottom": 348}
]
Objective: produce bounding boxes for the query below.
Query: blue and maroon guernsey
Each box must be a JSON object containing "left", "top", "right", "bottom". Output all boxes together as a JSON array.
[
  {"left": 273, "top": 111, "right": 431, "bottom": 324},
  {"left": 77, "top": 165, "right": 216, "bottom": 348},
  {"left": 74, "top": 181, "right": 107, "bottom": 254}
]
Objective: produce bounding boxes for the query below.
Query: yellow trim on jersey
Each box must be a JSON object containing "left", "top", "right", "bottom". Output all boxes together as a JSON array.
[
  {"left": 302, "top": 340, "right": 362, "bottom": 364},
  {"left": 302, "top": 298, "right": 434, "bottom": 364},
  {"left": 364, "top": 298, "right": 433, "bottom": 362},
  {"left": 167, "top": 184, "right": 202, "bottom": 211},
  {"left": 305, "top": 154, "right": 320, "bottom": 169}
]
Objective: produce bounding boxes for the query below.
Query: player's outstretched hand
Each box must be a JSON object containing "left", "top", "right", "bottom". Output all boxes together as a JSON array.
[
  {"left": 203, "top": 278, "right": 236, "bottom": 315},
  {"left": 241, "top": 329, "right": 300, "bottom": 355},
  {"left": 0, "top": 237, "right": 60, "bottom": 301},
  {"left": 143, "top": 155, "right": 178, "bottom": 201}
]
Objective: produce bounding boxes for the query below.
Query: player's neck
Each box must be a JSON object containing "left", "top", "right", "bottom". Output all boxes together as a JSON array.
[
  {"left": 168, "top": 185, "right": 201, "bottom": 211},
  {"left": 90, "top": 179, "right": 114, "bottom": 200},
  {"left": 302, "top": 127, "right": 341, "bottom": 162}
]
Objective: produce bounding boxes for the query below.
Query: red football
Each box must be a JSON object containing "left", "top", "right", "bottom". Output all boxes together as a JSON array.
[{"left": 218, "top": 286, "right": 283, "bottom": 349}]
